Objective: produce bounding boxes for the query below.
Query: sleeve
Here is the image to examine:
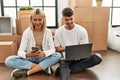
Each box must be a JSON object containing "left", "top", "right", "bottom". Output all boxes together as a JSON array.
[
  {"left": 17, "top": 29, "right": 29, "bottom": 58},
  {"left": 79, "top": 27, "right": 89, "bottom": 44},
  {"left": 43, "top": 29, "right": 56, "bottom": 57},
  {"left": 54, "top": 29, "right": 61, "bottom": 47}
]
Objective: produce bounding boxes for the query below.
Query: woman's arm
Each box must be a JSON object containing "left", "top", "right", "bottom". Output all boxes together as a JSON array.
[
  {"left": 17, "top": 28, "right": 30, "bottom": 58},
  {"left": 42, "top": 29, "right": 56, "bottom": 57}
]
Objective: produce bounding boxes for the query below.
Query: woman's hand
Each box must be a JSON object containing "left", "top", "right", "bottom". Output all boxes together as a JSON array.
[
  {"left": 26, "top": 50, "right": 45, "bottom": 58},
  {"left": 26, "top": 50, "right": 37, "bottom": 58},
  {"left": 34, "top": 50, "right": 45, "bottom": 58}
]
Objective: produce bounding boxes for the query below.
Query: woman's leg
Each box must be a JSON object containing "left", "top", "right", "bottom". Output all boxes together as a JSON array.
[
  {"left": 5, "top": 55, "right": 33, "bottom": 69},
  {"left": 28, "top": 53, "right": 61, "bottom": 75},
  {"left": 69, "top": 54, "right": 102, "bottom": 73},
  {"left": 5, "top": 53, "right": 61, "bottom": 77},
  {"left": 5, "top": 55, "right": 43, "bottom": 76},
  {"left": 5, "top": 55, "right": 37, "bottom": 78}
]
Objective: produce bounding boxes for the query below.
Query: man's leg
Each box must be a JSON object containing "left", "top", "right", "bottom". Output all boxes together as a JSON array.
[
  {"left": 60, "top": 60, "right": 70, "bottom": 80},
  {"left": 69, "top": 54, "right": 102, "bottom": 73}
]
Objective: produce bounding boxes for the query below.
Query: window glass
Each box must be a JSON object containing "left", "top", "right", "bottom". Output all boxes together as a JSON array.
[
  {"left": 34, "top": 7, "right": 42, "bottom": 10},
  {"left": 4, "top": 8, "right": 16, "bottom": 18},
  {"left": 31, "top": 0, "right": 42, "bottom": 6},
  {"left": 44, "top": 8, "right": 56, "bottom": 26},
  {"left": 17, "top": 0, "right": 29, "bottom": 6},
  {"left": 102, "top": 0, "right": 112, "bottom": 7},
  {"left": 3, "top": 0, "right": 15, "bottom": 6},
  {"left": 44, "top": 0, "right": 55, "bottom": 6},
  {"left": 4, "top": 8, "right": 16, "bottom": 27},
  {"left": 113, "top": 0, "right": 120, "bottom": 7},
  {"left": 112, "top": 8, "right": 120, "bottom": 25}
]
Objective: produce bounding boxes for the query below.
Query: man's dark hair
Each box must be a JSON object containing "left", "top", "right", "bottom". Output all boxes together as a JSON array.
[{"left": 62, "top": 7, "right": 73, "bottom": 17}]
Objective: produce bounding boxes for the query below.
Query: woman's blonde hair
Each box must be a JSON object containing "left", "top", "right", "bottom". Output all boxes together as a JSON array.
[{"left": 30, "top": 9, "right": 46, "bottom": 31}]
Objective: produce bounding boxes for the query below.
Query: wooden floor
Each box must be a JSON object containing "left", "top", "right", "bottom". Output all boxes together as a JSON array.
[{"left": 0, "top": 49, "right": 120, "bottom": 80}]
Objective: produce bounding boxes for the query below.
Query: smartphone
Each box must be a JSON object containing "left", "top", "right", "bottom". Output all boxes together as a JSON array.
[{"left": 32, "top": 47, "right": 39, "bottom": 52}]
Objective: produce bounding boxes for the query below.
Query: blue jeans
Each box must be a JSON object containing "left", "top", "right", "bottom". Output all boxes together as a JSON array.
[
  {"left": 59, "top": 54, "right": 102, "bottom": 80},
  {"left": 5, "top": 53, "right": 61, "bottom": 70}
]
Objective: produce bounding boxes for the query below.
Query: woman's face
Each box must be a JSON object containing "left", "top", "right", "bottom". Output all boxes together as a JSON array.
[{"left": 32, "top": 14, "right": 44, "bottom": 30}]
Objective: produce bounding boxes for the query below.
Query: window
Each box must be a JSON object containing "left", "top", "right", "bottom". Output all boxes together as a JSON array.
[
  {"left": 92, "top": 0, "right": 112, "bottom": 8},
  {"left": 1, "top": 0, "right": 58, "bottom": 28},
  {"left": 93, "top": 0, "right": 120, "bottom": 27},
  {"left": 111, "top": 0, "right": 120, "bottom": 27}
]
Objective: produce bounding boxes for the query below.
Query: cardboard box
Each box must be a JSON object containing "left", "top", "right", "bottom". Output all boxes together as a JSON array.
[
  {"left": 74, "top": 7, "right": 109, "bottom": 51},
  {"left": 76, "top": 22, "right": 108, "bottom": 51},
  {"left": 75, "top": 0, "right": 92, "bottom": 7},
  {"left": 77, "top": 22, "right": 93, "bottom": 42},
  {"left": 0, "top": 35, "right": 22, "bottom": 48},
  {"left": 92, "top": 22, "right": 108, "bottom": 51},
  {"left": 16, "top": 18, "right": 30, "bottom": 35},
  {"left": 69, "top": 0, "right": 76, "bottom": 10},
  {"left": 0, "top": 41, "right": 17, "bottom": 63},
  {"left": 18, "top": 10, "right": 33, "bottom": 19},
  {"left": 93, "top": 8, "right": 110, "bottom": 22},
  {"left": 74, "top": 7, "right": 93, "bottom": 22}
]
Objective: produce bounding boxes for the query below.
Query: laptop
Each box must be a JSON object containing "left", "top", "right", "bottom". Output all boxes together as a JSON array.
[{"left": 65, "top": 43, "right": 92, "bottom": 61}]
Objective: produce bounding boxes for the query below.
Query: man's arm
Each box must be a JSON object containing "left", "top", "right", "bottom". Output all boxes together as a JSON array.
[{"left": 55, "top": 46, "right": 65, "bottom": 53}]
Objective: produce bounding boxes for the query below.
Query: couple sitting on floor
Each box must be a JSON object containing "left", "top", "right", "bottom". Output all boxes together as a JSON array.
[{"left": 5, "top": 8, "right": 102, "bottom": 80}]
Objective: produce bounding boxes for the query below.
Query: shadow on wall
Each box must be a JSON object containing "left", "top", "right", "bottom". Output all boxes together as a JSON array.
[{"left": 107, "top": 25, "right": 120, "bottom": 52}]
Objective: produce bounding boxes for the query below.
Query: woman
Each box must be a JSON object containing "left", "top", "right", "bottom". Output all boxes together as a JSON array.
[{"left": 5, "top": 9, "right": 61, "bottom": 78}]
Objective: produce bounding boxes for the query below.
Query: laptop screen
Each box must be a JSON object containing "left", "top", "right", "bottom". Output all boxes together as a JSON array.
[{"left": 65, "top": 43, "right": 92, "bottom": 61}]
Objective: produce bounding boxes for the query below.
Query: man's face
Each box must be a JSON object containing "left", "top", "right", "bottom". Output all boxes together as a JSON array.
[{"left": 62, "top": 15, "right": 74, "bottom": 28}]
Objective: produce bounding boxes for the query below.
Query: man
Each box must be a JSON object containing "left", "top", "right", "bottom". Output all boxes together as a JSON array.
[{"left": 54, "top": 7, "right": 102, "bottom": 80}]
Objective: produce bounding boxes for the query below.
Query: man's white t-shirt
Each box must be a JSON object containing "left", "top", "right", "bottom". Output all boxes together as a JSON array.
[{"left": 54, "top": 23, "right": 89, "bottom": 58}]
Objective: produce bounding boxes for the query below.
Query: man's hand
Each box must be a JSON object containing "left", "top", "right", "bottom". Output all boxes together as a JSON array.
[{"left": 55, "top": 46, "right": 65, "bottom": 52}]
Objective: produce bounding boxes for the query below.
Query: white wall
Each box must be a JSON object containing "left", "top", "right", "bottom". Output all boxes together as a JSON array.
[{"left": 57, "top": 0, "right": 68, "bottom": 22}]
